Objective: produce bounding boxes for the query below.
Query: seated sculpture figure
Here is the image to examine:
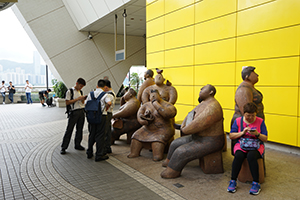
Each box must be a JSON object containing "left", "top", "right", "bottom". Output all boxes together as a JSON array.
[
  {"left": 141, "top": 71, "right": 177, "bottom": 105},
  {"left": 111, "top": 88, "right": 141, "bottom": 144},
  {"left": 161, "top": 84, "right": 224, "bottom": 178},
  {"left": 128, "top": 89, "right": 177, "bottom": 161},
  {"left": 137, "top": 69, "right": 155, "bottom": 103}
]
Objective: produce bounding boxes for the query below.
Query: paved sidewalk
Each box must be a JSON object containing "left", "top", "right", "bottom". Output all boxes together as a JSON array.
[{"left": 1, "top": 103, "right": 300, "bottom": 199}]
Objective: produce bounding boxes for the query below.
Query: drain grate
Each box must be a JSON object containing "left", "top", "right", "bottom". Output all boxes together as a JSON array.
[{"left": 173, "top": 183, "right": 184, "bottom": 188}]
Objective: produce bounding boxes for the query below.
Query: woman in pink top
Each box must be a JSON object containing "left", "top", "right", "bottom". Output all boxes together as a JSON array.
[{"left": 227, "top": 103, "right": 268, "bottom": 195}]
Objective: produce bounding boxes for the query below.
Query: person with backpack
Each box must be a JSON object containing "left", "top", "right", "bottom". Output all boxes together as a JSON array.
[
  {"left": 60, "top": 78, "right": 87, "bottom": 155},
  {"left": 39, "top": 89, "right": 51, "bottom": 107},
  {"left": 85, "top": 79, "right": 111, "bottom": 162},
  {"left": 104, "top": 79, "right": 116, "bottom": 154}
]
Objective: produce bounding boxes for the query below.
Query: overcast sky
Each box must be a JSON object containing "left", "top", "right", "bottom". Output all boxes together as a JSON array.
[{"left": 0, "top": 7, "right": 42, "bottom": 64}]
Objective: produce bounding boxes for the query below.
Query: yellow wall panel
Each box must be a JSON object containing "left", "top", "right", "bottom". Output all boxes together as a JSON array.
[
  {"left": 224, "top": 109, "right": 234, "bottom": 132},
  {"left": 215, "top": 87, "right": 236, "bottom": 110},
  {"left": 147, "top": 52, "right": 164, "bottom": 69},
  {"left": 195, "top": 63, "right": 235, "bottom": 86},
  {"left": 195, "top": 38, "right": 235, "bottom": 64},
  {"left": 147, "top": 34, "right": 164, "bottom": 53},
  {"left": 175, "top": 104, "right": 195, "bottom": 123},
  {"left": 163, "top": 66, "right": 194, "bottom": 86},
  {"left": 195, "top": 14, "right": 236, "bottom": 44},
  {"left": 237, "top": 26, "right": 300, "bottom": 61},
  {"left": 165, "top": 0, "right": 194, "bottom": 14},
  {"left": 238, "top": 0, "right": 274, "bottom": 10},
  {"left": 195, "top": 0, "right": 236, "bottom": 23},
  {"left": 238, "top": 0, "right": 300, "bottom": 35},
  {"left": 266, "top": 114, "right": 297, "bottom": 146},
  {"left": 258, "top": 87, "right": 298, "bottom": 116},
  {"left": 146, "top": 0, "right": 165, "bottom": 21},
  {"left": 165, "top": 26, "right": 194, "bottom": 50},
  {"left": 193, "top": 86, "right": 202, "bottom": 106},
  {"left": 176, "top": 85, "right": 194, "bottom": 105},
  {"left": 236, "top": 57, "right": 299, "bottom": 86},
  {"left": 146, "top": 0, "right": 158, "bottom": 5},
  {"left": 147, "top": 17, "right": 164, "bottom": 37},
  {"left": 165, "top": 46, "right": 194, "bottom": 67},
  {"left": 298, "top": 118, "right": 300, "bottom": 147},
  {"left": 165, "top": 5, "right": 194, "bottom": 32}
]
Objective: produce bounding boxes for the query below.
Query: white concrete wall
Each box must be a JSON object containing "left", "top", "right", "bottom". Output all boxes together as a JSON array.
[
  {"left": 12, "top": 0, "right": 145, "bottom": 94},
  {"left": 63, "top": 0, "right": 130, "bottom": 30}
]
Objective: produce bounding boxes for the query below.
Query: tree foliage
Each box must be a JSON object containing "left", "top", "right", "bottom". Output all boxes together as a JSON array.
[{"left": 52, "top": 79, "right": 67, "bottom": 98}]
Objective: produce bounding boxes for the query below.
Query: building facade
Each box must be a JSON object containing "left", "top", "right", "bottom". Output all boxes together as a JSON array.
[{"left": 12, "top": 0, "right": 300, "bottom": 147}]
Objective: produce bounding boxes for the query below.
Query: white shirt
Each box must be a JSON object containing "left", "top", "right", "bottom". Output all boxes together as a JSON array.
[
  {"left": 106, "top": 90, "right": 116, "bottom": 113},
  {"left": 0, "top": 84, "right": 6, "bottom": 93},
  {"left": 85, "top": 88, "right": 111, "bottom": 114},
  {"left": 25, "top": 83, "right": 33, "bottom": 93},
  {"left": 65, "top": 87, "right": 85, "bottom": 110}
]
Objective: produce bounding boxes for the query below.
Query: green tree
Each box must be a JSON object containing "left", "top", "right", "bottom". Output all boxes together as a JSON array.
[
  {"left": 52, "top": 79, "right": 68, "bottom": 98},
  {"left": 130, "top": 72, "right": 141, "bottom": 92}
]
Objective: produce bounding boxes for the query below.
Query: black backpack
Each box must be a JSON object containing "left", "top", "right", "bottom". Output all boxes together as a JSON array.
[
  {"left": 65, "top": 88, "right": 83, "bottom": 118},
  {"left": 85, "top": 91, "right": 106, "bottom": 124}
]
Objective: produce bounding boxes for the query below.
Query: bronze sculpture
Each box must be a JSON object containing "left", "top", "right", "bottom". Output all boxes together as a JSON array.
[
  {"left": 137, "top": 69, "right": 155, "bottom": 103},
  {"left": 128, "top": 89, "right": 177, "bottom": 161},
  {"left": 161, "top": 84, "right": 224, "bottom": 178},
  {"left": 141, "top": 71, "right": 177, "bottom": 105},
  {"left": 111, "top": 88, "right": 141, "bottom": 144}
]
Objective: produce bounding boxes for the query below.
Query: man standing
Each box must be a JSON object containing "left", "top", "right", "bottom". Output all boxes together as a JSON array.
[
  {"left": 25, "top": 80, "right": 33, "bottom": 104},
  {"left": 61, "top": 78, "right": 87, "bottom": 154},
  {"left": 8, "top": 81, "right": 15, "bottom": 103},
  {"left": 86, "top": 79, "right": 111, "bottom": 161},
  {"left": 104, "top": 79, "right": 116, "bottom": 154},
  {"left": 39, "top": 89, "right": 51, "bottom": 107},
  {"left": 0, "top": 81, "right": 6, "bottom": 104}
]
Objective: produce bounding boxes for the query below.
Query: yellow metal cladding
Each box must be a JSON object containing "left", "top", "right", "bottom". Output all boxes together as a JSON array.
[{"left": 146, "top": 0, "right": 300, "bottom": 147}]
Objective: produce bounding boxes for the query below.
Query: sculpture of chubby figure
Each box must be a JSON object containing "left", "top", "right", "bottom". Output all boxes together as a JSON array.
[
  {"left": 141, "top": 71, "right": 177, "bottom": 105},
  {"left": 137, "top": 69, "right": 155, "bottom": 103},
  {"left": 128, "top": 89, "right": 177, "bottom": 161},
  {"left": 111, "top": 88, "right": 142, "bottom": 144},
  {"left": 161, "top": 84, "right": 224, "bottom": 178}
]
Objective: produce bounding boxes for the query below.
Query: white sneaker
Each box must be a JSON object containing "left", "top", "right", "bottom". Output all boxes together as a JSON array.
[{"left": 3, "top": 102, "right": 5, "bottom": 104}]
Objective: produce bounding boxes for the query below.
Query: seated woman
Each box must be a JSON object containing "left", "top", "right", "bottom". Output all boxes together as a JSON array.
[{"left": 227, "top": 102, "right": 268, "bottom": 195}]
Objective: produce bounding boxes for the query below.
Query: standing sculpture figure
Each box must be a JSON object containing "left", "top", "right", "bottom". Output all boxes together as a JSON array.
[
  {"left": 161, "top": 84, "right": 224, "bottom": 178},
  {"left": 141, "top": 71, "right": 177, "bottom": 105},
  {"left": 111, "top": 88, "right": 141, "bottom": 144},
  {"left": 137, "top": 69, "right": 155, "bottom": 103},
  {"left": 128, "top": 89, "right": 177, "bottom": 161},
  {"left": 231, "top": 66, "right": 264, "bottom": 154}
]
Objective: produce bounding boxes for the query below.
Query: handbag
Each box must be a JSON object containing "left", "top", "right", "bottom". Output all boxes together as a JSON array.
[{"left": 239, "top": 117, "right": 260, "bottom": 151}]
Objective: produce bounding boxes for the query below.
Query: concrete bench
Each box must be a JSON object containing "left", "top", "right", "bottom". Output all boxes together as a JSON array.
[
  {"left": 0, "top": 93, "right": 22, "bottom": 103},
  {"left": 238, "top": 158, "right": 265, "bottom": 183}
]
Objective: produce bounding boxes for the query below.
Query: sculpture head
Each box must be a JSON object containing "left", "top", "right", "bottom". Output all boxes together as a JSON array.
[
  {"left": 199, "top": 84, "right": 216, "bottom": 101},
  {"left": 242, "top": 66, "right": 258, "bottom": 84},
  {"left": 150, "top": 89, "right": 161, "bottom": 102},
  {"left": 124, "top": 88, "right": 137, "bottom": 101},
  {"left": 243, "top": 102, "right": 257, "bottom": 123},
  {"left": 154, "top": 74, "right": 165, "bottom": 86},
  {"left": 144, "top": 69, "right": 154, "bottom": 80}
]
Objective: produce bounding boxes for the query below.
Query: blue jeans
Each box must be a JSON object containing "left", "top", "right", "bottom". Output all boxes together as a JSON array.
[
  {"left": 1, "top": 92, "right": 5, "bottom": 103},
  {"left": 8, "top": 93, "right": 13, "bottom": 103},
  {"left": 26, "top": 92, "right": 32, "bottom": 104}
]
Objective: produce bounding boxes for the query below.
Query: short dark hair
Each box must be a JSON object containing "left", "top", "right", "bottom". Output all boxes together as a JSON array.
[
  {"left": 77, "top": 78, "right": 86, "bottom": 86},
  {"left": 105, "top": 79, "right": 111, "bottom": 88},
  {"left": 2, "top": 80, "right": 4, "bottom": 84},
  {"left": 146, "top": 69, "right": 154, "bottom": 78},
  {"left": 97, "top": 79, "right": 106, "bottom": 88},
  {"left": 47, "top": 89, "right": 51, "bottom": 92},
  {"left": 208, "top": 84, "right": 216, "bottom": 96},
  {"left": 242, "top": 66, "right": 255, "bottom": 80},
  {"left": 243, "top": 102, "right": 257, "bottom": 114},
  {"left": 128, "top": 88, "right": 137, "bottom": 96}
]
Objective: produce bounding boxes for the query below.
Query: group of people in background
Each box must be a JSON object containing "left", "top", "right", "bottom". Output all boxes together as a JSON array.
[
  {"left": 60, "top": 78, "right": 116, "bottom": 162},
  {"left": 0, "top": 80, "right": 16, "bottom": 104},
  {"left": 0, "top": 79, "right": 51, "bottom": 106}
]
